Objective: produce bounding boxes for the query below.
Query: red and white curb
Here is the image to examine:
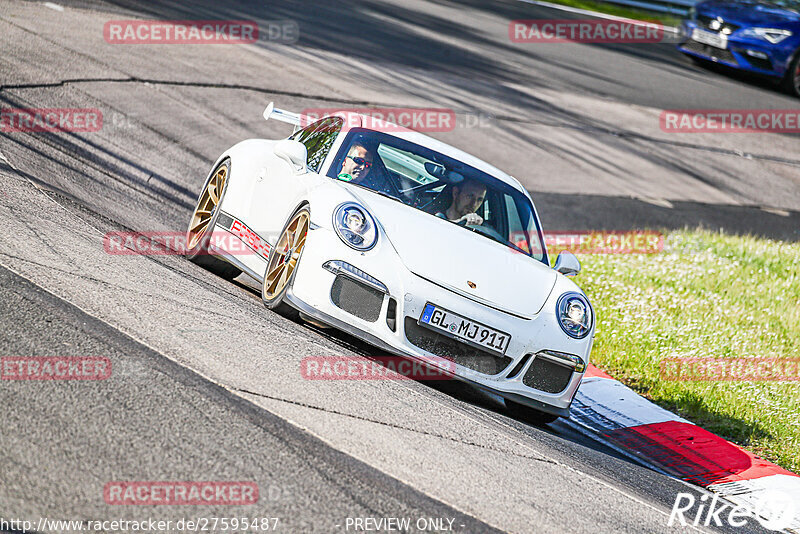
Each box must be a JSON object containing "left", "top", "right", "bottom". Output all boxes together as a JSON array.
[{"left": 573, "top": 365, "right": 800, "bottom": 531}]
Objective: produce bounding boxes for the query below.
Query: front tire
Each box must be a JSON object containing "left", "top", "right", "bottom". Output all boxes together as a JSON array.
[
  {"left": 781, "top": 52, "right": 800, "bottom": 98},
  {"left": 261, "top": 205, "right": 310, "bottom": 317},
  {"left": 186, "top": 159, "right": 242, "bottom": 280},
  {"left": 505, "top": 400, "right": 559, "bottom": 426}
]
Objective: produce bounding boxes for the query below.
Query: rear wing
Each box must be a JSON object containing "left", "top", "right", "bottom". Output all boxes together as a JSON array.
[
  {"left": 263, "top": 102, "right": 310, "bottom": 133},
  {"left": 263, "top": 102, "right": 364, "bottom": 133}
]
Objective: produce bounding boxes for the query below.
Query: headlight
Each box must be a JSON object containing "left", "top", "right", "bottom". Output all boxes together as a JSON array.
[
  {"left": 741, "top": 28, "right": 793, "bottom": 44},
  {"left": 333, "top": 202, "right": 378, "bottom": 251},
  {"left": 556, "top": 292, "right": 593, "bottom": 339}
]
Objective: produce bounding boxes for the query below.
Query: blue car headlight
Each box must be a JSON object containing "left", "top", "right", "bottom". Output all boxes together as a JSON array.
[
  {"left": 740, "top": 28, "right": 793, "bottom": 44},
  {"left": 556, "top": 292, "right": 593, "bottom": 339},
  {"left": 333, "top": 202, "right": 378, "bottom": 251}
]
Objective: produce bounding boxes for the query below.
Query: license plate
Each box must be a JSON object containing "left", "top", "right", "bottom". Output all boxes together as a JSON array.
[
  {"left": 419, "top": 303, "right": 511, "bottom": 355},
  {"left": 692, "top": 28, "right": 727, "bottom": 49}
]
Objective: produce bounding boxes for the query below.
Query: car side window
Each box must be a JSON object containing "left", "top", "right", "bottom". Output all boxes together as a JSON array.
[
  {"left": 292, "top": 117, "right": 344, "bottom": 173},
  {"left": 505, "top": 193, "right": 543, "bottom": 260}
]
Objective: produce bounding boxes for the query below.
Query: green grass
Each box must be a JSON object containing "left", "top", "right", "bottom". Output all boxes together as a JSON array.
[
  {"left": 575, "top": 229, "right": 800, "bottom": 473},
  {"left": 533, "top": 0, "right": 683, "bottom": 27}
]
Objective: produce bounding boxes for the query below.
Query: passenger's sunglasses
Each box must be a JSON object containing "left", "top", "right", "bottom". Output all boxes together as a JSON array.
[{"left": 347, "top": 155, "right": 372, "bottom": 168}]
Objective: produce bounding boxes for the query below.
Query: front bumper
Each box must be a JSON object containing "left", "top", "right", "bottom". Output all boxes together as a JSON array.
[
  {"left": 678, "top": 21, "right": 794, "bottom": 78},
  {"left": 287, "top": 224, "right": 591, "bottom": 417}
]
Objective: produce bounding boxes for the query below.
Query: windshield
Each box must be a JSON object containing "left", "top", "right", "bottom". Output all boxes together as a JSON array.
[
  {"left": 761, "top": 0, "right": 800, "bottom": 8},
  {"left": 327, "top": 128, "right": 548, "bottom": 264},
  {"left": 738, "top": 0, "right": 800, "bottom": 8}
]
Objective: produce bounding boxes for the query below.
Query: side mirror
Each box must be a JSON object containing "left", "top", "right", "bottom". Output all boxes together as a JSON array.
[
  {"left": 424, "top": 161, "right": 445, "bottom": 178},
  {"left": 554, "top": 251, "right": 581, "bottom": 277},
  {"left": 274, "top": 139, "right": 307, "bottom": 174}
]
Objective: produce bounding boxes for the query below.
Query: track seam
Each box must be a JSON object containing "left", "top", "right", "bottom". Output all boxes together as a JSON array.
[
  {"left": 232, "top": 387, "right": 557, "bottom": 463},
  {"left": 4, "top": 76, "right": 800, "bottom": 168}
]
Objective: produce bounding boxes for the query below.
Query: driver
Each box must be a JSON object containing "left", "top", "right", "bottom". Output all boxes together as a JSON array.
[
  {"left": 436, "top": 179, "right": 486, "bottom": 225},
  {"left": 337, "top": 143, "right": 373, "bottom": 184}
]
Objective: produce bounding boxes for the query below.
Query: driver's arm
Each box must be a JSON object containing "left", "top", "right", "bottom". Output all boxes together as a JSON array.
[{"left": 456, "top": 212, "right": 483, "bottom": 225}]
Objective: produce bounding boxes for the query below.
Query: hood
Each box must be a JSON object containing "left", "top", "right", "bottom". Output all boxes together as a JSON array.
[
  {"left": 698, "top": 0, "right": 800, "bottom": 24},
  {"left": 348, "top": 187, "right": 558, "bottom": 319}
]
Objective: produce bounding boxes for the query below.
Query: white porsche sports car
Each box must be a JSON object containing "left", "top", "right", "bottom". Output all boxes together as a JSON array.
[{"left": 186, "top": 103, "right": 594, "bottom": 423}]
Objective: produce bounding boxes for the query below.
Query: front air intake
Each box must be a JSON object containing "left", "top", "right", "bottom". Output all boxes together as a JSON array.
[
  {"left": 330, "top": 275, "right": 384, "bottom": 322},
  {"left": 522, "top": 355, "right": 573, "bottom": 394},
  {"left": 386, "top": 297, "right": 397, "bottom": 331}
]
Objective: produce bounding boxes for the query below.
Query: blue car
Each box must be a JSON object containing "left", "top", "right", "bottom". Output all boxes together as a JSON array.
[{"left": 679, "top": 0, "right": 800, "bottom": 96}]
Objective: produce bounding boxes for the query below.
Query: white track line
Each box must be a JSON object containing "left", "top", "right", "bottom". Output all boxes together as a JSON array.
[{"left": 515, "top": 0, "right": 680, "bottom": 32}]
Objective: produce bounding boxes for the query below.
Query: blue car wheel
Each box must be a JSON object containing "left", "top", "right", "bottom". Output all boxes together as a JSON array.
[{"left": 781, "top": 50, "right": 800, "bottom": 96}]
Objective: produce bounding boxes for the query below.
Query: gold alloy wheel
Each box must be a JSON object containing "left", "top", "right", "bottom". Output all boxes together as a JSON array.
[
  {"left": 188, "top": 165, "right": 227, "bottom": 250},
  {"left": 263, "top": 210, "right": 310, "bottom": 301}
]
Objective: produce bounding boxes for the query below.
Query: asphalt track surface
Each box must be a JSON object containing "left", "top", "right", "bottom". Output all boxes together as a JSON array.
[{"left": 0, "top": 0, "right": 796, "bottom": 533}]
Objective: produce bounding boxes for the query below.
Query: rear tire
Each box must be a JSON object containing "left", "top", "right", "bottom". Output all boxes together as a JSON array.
[
  {"left": 505, "top": 400, "right": 559, "bottom": 426},
  {"left": 186, "top": 159, "right": 242, "bottom": 281}
]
